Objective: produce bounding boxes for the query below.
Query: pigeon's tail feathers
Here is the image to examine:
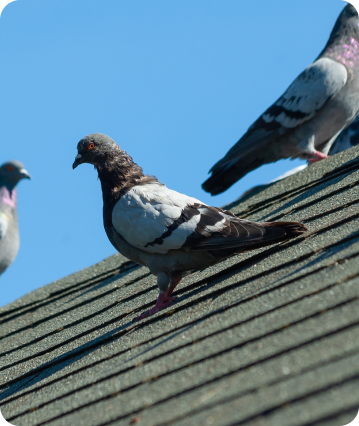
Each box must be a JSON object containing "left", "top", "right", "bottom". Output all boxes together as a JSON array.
[
  {"left": 202, "top": 155, "right": 266, "bottom": 195},
  {"left": 261, "top": 221, "right": 308, "bottom": 239},
  {"left": 202, "top": 128, "right": 282, "bottom": 195},
  {"left": 231, "top": 220, "right": 308, "bottom": 252},
  {"left": 204, "top": 219, "right": 307, "bottom": 258},
  {"left": 231, "top": 220, "right": 308, "bottom": 250}
]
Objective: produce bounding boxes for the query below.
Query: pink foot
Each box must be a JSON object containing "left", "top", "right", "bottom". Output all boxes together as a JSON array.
[
  {"left": 164, "top": 295, "right": 177, "bottom": 303},
  {"left": 308, "top": 151, "right": 329, "bottom": 163},
  {"left": 134, "top": 293, "right": 175, "bottom": 321}
]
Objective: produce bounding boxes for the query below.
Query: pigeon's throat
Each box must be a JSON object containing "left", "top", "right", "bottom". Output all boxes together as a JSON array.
[
  {"left": 326, "top": 36, "right": 359, "bottom": 69},
  {"left": 97, "top": 162, "right": 140, "bottom": 197},
  {"left": 0, "top": 186, "right": 16, "bottom": 209},
  {"left": 98, "top": 163, "right": 159, "bottom": 208}
]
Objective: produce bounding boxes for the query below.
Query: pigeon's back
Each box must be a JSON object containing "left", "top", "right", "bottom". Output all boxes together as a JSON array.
[{"left": 202, "top": 4, "right": 359, "bottom": 196}]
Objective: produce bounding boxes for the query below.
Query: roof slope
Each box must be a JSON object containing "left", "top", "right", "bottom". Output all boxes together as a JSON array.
[{"left": 1, "top": 146, "right": 359, "bottom": 426}]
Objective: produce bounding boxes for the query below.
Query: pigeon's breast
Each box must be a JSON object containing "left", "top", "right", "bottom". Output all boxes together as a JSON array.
[{"left": 0, "top": 219, "right": 19, "bottom": 274}]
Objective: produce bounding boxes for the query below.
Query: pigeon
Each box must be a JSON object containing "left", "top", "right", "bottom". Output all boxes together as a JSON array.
[
  {"left": 73, "top": 133, "right": 307, "bottom": 320},
  {"left": 239, "top": 114, "right": 359, "bottom": 199},
  {"left": 202, "top": 4, "right": 359, "bottom": 195},
  {"left": 0, "top": 161, "right": 31, "bottom": 276}
]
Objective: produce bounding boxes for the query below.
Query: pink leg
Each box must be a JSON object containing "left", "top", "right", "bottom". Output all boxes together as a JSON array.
[
  {"left": 135, "top": 276, "right": 182, "bottom": 321},
  {"left": 163, "top": 276, "right": 181, "bottom": 302},
  {"left": 308, "top": 151, "right": 329, "bottom": 163}
]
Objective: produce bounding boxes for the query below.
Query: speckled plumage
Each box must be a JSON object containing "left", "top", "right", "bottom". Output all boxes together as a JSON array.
[
  {"left": 73, "top": 133, "right": 307, "bottom": 320},
  {"left": 203, "top": 5, "right": 359, "bottom": 195},
  {"left": 0, "top": 161, "right": 30, "bottom": 276}
]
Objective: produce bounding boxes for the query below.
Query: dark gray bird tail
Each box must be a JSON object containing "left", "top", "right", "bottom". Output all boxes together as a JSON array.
[
  {"left": 233, "top": 220, "right": 308, "bottom": 253},
  {"left": 261, "top": 221, "right": 308, "bottom": 238},
  {"left": 202, "top": 156, "right": 266, "bottom": 195},
  {"left": 206, "top": 220, "right": 307, "bottom": 258}
]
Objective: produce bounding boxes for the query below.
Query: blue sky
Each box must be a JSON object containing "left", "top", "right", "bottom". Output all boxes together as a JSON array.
[{"left": 0, "top": 0, "right": 346, "bottom": 306}]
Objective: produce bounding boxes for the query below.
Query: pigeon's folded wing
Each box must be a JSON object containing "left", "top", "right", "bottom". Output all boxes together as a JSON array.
[
  {"left": 260, "top": 57, "right": 348, "bottom": 128},
  {"left": 214, "top": 57, "right": 348, "bottom": 170},
  {"left": 111, "top": 183, "right": 292, "bottom": 254},
  {"left": 0, "top": 214, "right": 8, "bottom": 240},
  {"left": 112, "top": 184, "right": 204, "bottom": 254},
  {"left": 182, "top": 206, "right": 294, "bottom": 251}
]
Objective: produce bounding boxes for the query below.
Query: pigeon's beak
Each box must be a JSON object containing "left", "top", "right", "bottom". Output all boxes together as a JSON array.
[
  {"left": 19, "top": 169, "right": 31, "bottom": 180},
  {"left": 72, "top": 153, "right": 83, "bottom": 170}
]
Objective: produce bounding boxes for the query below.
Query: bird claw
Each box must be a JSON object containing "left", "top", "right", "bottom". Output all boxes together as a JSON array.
[
  {"left": 308, "top": 151, "right": 329, "bottom": 163},
  {"left": 134, "top": 295, "right": 175, "bottom": 322}
]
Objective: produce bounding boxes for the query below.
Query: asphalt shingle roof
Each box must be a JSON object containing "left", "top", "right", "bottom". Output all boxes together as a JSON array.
[{"left": 1, "top": 146, "right": 359, "bottom": 426}]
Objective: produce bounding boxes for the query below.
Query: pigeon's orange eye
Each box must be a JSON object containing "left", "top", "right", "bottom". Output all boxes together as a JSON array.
[
  {"left": 6, "top": 165, "right": 13, "bottom": 172},
  {"left": 88, "top": 143, "right": 95, "bottom": 150}
]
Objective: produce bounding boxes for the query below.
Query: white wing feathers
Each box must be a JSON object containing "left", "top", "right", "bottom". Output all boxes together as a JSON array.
[
  {"left": 261, "top": 57, "right": 348, "bottom": 129},
  {"left": 111, "top": 183, "right": 300, "bottom": 255},
  {"left": 112, "top": 184, "right": 208, "bottom": 254}
]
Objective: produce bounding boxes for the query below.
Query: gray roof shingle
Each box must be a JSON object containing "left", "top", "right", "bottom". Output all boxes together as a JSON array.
[{"left": 1, "top": 146, "right": 359, "bottom": 426}]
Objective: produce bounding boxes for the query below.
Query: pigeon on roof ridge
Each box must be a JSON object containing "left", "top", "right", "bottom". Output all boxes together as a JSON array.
[
  {"left": 0, "top": 161, "right": 31, "bottom": 276},
  {"left": 202, "top": 4, "right": 359, "bottom": 195},
  {"left": 73, "top": 133, "right": 307, "bottom": 320}
]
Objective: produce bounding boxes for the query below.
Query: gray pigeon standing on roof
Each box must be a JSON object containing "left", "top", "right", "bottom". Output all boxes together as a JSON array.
[
  {"left": 0, "top": 161, "right": 31, "bottom": 276},
  {"left": 73, "top": 133, "right": 307, "bottom": 320},
  {"left": 202, "top": 4, "right": 359, "bottom": 195}
]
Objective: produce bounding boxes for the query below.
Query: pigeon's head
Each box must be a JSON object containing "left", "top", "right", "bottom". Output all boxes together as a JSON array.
[
  {"left": 72, "top": 133, "right": 124, "bottom": 170},
  {"left": 330, "top": 4, "right": 359, "bottom": 40},
  {"left": 0, "top": 161, "right": 31, "bottom": 187},
  {"left": 341, "top": 4, "right": 359, "bottom": 33},
  {"left": 343, "top": 4, "right": 359, "bottom": 20}
]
